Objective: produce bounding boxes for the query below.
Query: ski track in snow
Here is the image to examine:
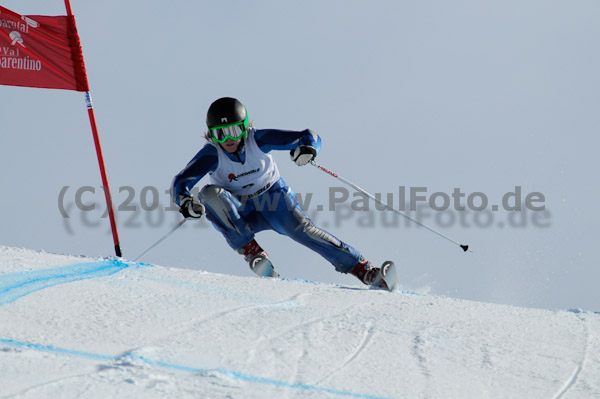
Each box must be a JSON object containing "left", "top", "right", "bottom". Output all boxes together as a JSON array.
[
  {"left": 410, "top": 330, "right": 436, "bottom": 399},
  {"left": 314, "top": 320, "right": 375, "bottom": 385},
  {"left": 241, "top": 300, "right": 362, "bottom": 385},
  {"left": 126, "top": 292, "right": 310, "bottom": 363},
  {"left": 412, "top": 332, "right": 430, "bottom": 378},
  {"left": 552, "top": 314, "right": 591, "bottom": 399},
  {"left": 2, "top": 369, "right": 100, "bottom": 399}
]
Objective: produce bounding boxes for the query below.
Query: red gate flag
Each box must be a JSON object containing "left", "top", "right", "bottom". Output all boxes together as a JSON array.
[
  {"left": 0, "top": 5, "right": 89, "bottom": 91},
  {"left": 1, "top": 2, "right": 122, "bottom": 257}
]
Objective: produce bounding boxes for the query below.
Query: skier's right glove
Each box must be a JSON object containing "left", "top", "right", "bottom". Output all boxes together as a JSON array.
[
  {"left": 179, "top": 197, "right": 205, "bottom": 219},
  {"left": 290, "top": 145, "right": 317, "bottom": 166}
]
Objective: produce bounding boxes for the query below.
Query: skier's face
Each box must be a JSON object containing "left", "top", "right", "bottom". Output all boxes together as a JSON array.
[{"left": 220, "top": 138, "right": 242, "bottom": 153}]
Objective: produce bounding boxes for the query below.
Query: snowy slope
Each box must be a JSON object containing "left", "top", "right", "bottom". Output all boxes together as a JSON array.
[{"left": 0, "top": 246, "right": 598, "bottom": 399}]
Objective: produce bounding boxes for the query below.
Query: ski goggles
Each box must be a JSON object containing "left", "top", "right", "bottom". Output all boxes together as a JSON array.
[{"left": 209, "top": 118, "right": 249, "bottom": 144}]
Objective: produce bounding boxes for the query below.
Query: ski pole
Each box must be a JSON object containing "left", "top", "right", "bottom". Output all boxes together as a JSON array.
[
  {"left": 133, "top": 218, "right": 187, "bottom": 262},
  {"left": 309, "top": 160, "right": 470, "bottom": 252}
]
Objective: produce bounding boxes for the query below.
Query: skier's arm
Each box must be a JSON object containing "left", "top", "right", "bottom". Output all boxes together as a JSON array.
[
  {"left": 170, "top": 144, "right": 218, "bottom": 206},
  {"left": 254, "top": 128, "right": 322, "bottom": 154}
]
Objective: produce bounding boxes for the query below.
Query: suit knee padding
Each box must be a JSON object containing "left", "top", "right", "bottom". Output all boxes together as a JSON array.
[{"left": 200, "top": 184, "right": 223, "bottom": 202}]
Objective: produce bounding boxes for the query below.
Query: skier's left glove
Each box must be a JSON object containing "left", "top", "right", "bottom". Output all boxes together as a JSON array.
[
  {"left": 290, "top": 145, "right": 317, "bottom": 166},
  {"left": 179, "top": 197, "right": 205, "bottom": 219}
]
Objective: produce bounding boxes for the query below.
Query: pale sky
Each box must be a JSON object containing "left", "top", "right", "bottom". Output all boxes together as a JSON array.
[{"left": 2, "top": 0, "right": 599, "bottom": 311}]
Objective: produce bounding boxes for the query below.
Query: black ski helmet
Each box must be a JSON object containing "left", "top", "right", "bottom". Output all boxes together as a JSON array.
[{"left": 206, "top": 97, "right": 248, "bottom": 129}]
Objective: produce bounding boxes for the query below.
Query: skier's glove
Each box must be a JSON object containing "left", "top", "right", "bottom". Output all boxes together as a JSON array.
[
  {"left": 179, "top": 197, "right": 205, "bottom": 219},
  {"left": 290, "top": 145, "right": 317, "bottom": 166}
]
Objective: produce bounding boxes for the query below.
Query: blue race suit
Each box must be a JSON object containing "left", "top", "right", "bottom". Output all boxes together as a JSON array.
[{"left": 171, "top": 128, "right": 361, "bottom": 273}]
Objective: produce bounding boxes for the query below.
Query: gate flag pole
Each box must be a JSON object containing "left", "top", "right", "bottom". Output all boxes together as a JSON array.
[{"left": 64, "top": 0, "right": 122, "bottom": 257}]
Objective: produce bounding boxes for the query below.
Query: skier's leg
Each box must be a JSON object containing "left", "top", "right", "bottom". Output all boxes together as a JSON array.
[
  {"left": 278, "top": 199, "right": 390, "bottom": 288},
  {"left": 256, "top": 185, "right": 362, "bottom": 274},
  {"left": 257, "top": 184, "right": 390, "bottom": 287},
  {"left": 198, "top": 184, "right": 256, "bottom": 250},
  {"left": 199, "top": 185, "right": 278, "bottom": 277}
]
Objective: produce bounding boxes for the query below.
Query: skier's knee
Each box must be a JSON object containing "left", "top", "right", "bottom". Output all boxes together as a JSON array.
[
  {"left": 199, "top": 185, "right": 227, "bottom": 210},
  {"left": 199, "top": 184, "right": 223, "bottom": 202},
  {"left": 199, "top": 184, "right": 241, "bottom": 211}
]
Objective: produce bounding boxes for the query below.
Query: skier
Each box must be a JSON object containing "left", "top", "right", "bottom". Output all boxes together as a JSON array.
[{"left": 170, "top": 97, "right": 392, "bottom": 289}]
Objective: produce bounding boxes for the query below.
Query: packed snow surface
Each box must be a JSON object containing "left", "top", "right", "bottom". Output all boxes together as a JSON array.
[{"left": 0, "top": 245, "right": 598, "bottom": 398}]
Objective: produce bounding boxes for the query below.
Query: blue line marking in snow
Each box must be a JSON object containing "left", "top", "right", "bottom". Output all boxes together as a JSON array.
[
  {"left": 0, "top": 339, "right": 391, "bottom": 399},
  {"left": 0, "top": 339, "right": 114, "bottom": 361},
  {"left": 396, "top": 290, "right": 425, "bottom": 296},
  {"left": 0, "top": 259, "right": 135, "bottom": 305}
]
